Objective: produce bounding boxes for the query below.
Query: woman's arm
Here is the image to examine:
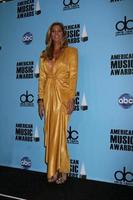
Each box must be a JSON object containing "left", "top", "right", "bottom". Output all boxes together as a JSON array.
[{"left": 67, "top": 47, "right": 78, "bottom": 114}]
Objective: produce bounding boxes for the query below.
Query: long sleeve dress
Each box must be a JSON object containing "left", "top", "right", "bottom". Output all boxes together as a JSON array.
[{"left": 38, "top": 46, "right": 78, "bottom": 179}]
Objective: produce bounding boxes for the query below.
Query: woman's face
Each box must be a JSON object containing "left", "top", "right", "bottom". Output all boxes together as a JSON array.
[{"left": 51, "top": 25, "right": 63, "bottom": 44}]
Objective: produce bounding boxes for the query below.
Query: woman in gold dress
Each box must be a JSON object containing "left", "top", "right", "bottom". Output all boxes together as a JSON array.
[{"left": 38, "top": 22, "right": 78, "bottom": 184}]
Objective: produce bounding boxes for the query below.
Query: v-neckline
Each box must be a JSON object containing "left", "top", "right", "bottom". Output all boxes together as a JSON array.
[{"left": 47, "top": 47, "right": 66, "bottom": 71}]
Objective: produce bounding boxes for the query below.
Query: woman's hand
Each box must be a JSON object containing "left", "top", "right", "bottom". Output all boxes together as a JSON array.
[
  {"left": 67, "top": 99, "right": 75, "bottom": 114},
  {"left": 38, "top": 101, "right": 44, "bottom": 120}
]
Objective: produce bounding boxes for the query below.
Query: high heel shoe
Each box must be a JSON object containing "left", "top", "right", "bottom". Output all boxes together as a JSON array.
[{"left": 56, "top": 172, "right": 67, "bottom": 184}]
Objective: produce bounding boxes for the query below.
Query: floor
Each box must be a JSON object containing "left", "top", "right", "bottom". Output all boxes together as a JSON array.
[{"left": 0, "top": 166, "right": 132, "bottom": 200}]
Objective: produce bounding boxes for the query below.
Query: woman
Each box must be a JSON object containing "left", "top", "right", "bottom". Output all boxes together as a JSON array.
[{"left": 38, "top": 22, "right": 78, "bottom": 184}]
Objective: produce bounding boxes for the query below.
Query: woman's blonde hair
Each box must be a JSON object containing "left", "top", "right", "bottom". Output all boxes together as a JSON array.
[{"left": 41, "top": 22, "right": 68, "bottom": 60}]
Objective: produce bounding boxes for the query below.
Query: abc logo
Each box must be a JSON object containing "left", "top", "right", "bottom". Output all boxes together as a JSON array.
[
  {"left": 67, "top": 126, "right": 79, "bottom": 144},
  {"left": 114, "top": 167, "right": 133, "bottom": 183},
  {"left": 20, "top": 90, "right": 34, "bottom": 103},
  {"left": 115, "top": 16, "right": 133, "bottom": 32},
  {"left": 118, "top": 93, "right": 133, "bottom": 109},
  {"left": 63, "top": 0, "right": 79, "bottom": 6},
  {"left": 21, "top": 157, "right": 31, "bottom": 169},
  {"left": 22, "top": 32, "right": 33, "bottom": 45}
]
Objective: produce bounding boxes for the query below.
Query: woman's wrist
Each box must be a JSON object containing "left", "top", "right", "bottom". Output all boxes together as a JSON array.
[
  {"left": 37, "top": 98, "right": 43, "bottom": 104},
  {"left": 69, "top": 98, "right": 75, "bottom": 103}
]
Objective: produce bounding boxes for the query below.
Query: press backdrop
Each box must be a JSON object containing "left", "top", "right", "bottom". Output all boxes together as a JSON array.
[{"left": 0, "top": 0, "right": 133, "bottom": 186}]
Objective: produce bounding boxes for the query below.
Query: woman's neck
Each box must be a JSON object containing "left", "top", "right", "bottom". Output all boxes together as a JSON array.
[
  {"left": 53, "top": 44, "right": 62, "bottom": 60},
  {"left": 54, "top": 43, "right": 61, "bottom": 51}
]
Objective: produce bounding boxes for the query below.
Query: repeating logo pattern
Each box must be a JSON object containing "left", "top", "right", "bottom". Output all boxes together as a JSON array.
[
  {"left": 110, "top": 0, "right": 123, "bottom": 2},
  {"left": 65, "top": 24, "right": 88, "bottom": 44},
  {"left": 16, "top": 61, "right": 34, "bottom": 79},
  {"left": 0, "top": 0, "right": 133, "bottom": 187},
  {"left": 118, "top": 93, "right": 133, "bottom": 109},
  {"left": 22, "top": 32, "right": 33, "bottom": 45},
  {"left": 115, "top": 16, "right": 133, "bottom": 36},
  {"left": 69, "top": 159, "right": 79, "bottom": 178},
  {"left": 15, "top": 124, "right": 40, "bottom": 142},
  {"left": 17, "top": 0, "right": 41, "bottom": 19},
  {"left": 67, "top": 126, "right": 79, "bottom": 144},
  {"left": 114, "top": 167, "right": 133, "bottom": 185},
  {"left": 110, "top": 129, "right": 133, "bottom": 152},
  {"left": 63, "top": 0, "right": 80, "bottom": 10},
  {"left": 110, "top": 53, "right": 133, "bottom": 76},
  {"left": 20, "top": 91, "right": 34, "bottom": 107},
  {"left": 21, "top": 157, "right": 32, "bottom": 169}
]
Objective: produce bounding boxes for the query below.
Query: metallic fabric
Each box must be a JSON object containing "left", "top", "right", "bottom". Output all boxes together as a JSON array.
[{"left": 38, "top": 47, "right": 78, "bottom": 179}]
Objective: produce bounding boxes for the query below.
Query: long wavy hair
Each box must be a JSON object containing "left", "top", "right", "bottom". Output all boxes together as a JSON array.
[{"left": 41, "top": 22, "right": 68, "bottom": 60}]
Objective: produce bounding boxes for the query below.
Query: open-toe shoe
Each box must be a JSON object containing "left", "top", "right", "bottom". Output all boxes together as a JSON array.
[{"left": 56, "top": 173, "right": 67, "bottom": 184}]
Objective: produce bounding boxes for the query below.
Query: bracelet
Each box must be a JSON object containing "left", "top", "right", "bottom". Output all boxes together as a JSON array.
[{"left": 37, "top": 98, "right": 43, "bottom": 103}]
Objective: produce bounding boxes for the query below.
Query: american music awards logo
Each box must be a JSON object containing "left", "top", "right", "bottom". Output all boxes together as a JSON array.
[
  {"left": 115, "top": 16, "right": 133, "bottom": 36},
  {"left": 69, "top": 160, "right": 87, "bottom": 179},
  {"left": 110, "top": 0, "right": 123, "bottom": 2},
  {"left": 16, "top": 61, "right": 34, "bottom": 79},
  {"left": 63, "top": 0, "right": 80, "bottom": 11},
  {"left": 15, "top": 123, "right": 40, "bottom": 142},
  {"left": 74, "top": 91, "right": 88, "bottom": 111},
  {"left": 79, "top": 162, "right": 87, "bottom": 179},
  {"left": 34, "top": 63, "right": 39, "bottom": 78},
  {"left": 110, "top": 129, "right": 133, "bottom": 152},
  {"left": 17, "top": 0, "right": 41, "bottom": 19},
  {"left": 65, "top": 24, "right": 88, "bottom": 44},
  {"left": 69, "top": 159, "right": 79, "bottom": 178},
  {"left": 110, "top": 53, "right": 133, "bottom": 76}
]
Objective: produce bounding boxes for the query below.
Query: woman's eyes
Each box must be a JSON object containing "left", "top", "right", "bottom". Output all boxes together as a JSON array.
[{"left": 52, "top": 30, "right": 62, "bottom": 33}]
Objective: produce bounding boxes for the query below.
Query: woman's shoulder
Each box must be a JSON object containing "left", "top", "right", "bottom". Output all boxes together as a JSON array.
[
  {"left": 40, "top": 50, "right": 46, "bottom": 59},
  {"left": 40, "top": 49, "right": 45, "bottom": 56},
  {"left": 65, "top": 46, "right": 77, "bottom": 51},
  {"left": 65, "top": 46, "right": 78, "bottom": 54}
]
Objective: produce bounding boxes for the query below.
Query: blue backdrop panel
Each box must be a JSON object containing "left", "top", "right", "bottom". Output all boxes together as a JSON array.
[{"left": 0, "top": 0, "right": 133, "bottom": 186}]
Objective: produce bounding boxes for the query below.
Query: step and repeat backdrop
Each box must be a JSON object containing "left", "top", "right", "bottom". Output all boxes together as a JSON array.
[{"left": 0, "top": 0, "right": 133, "bottom": 186}]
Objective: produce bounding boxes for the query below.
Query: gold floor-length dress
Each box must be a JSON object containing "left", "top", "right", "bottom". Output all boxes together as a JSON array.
[{"left": 38, "top": 47, "right": 78, "bottom": 179}]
